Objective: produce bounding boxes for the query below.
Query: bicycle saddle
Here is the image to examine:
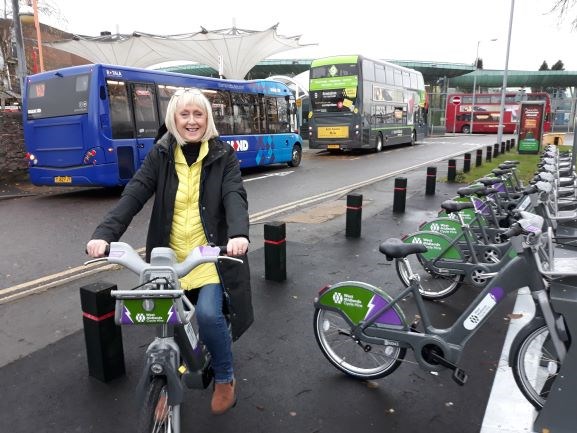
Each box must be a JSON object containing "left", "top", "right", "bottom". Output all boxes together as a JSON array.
[
  {"left": 379, "top": 238, "right": 427, "bottom": 261},
  {"left": 440, "top": 200, "right": 475, "bottom": 214},
  {"left": 477, "top": 177, "right": 502, "bottom": 186},
  {"left": 457, "top": 184, "right": 486, "bottom": 197}
]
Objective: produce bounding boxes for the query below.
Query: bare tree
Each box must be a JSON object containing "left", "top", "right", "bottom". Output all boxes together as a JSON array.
[{"left": 551, "top": 0, "right": 577, "bottom": 28}]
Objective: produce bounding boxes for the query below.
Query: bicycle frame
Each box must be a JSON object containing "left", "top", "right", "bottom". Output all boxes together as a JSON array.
[
  {"left": 403, "top": 209, "right": 517, "bottom": 286},
  {"left": 85, "top": 242, "right": 241, "bottom": 433},
  {"left": 315, "top": 233, "right": 566, "bottom": 375}
]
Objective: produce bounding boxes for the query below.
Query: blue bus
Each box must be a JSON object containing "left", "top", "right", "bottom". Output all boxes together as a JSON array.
[{"left": 23, "top": 64, "right": 303, "bottom": 187}]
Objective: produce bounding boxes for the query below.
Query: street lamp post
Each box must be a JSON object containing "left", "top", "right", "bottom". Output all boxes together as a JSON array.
[
  {"left": 10, "top": 0, "right": 27, "bottom": 96},
  {"left": 497, "top": 0, "right": 515, "bottom": 145},
  {"left": 470, "top": 38, "right": 497, "bottom": 134}
]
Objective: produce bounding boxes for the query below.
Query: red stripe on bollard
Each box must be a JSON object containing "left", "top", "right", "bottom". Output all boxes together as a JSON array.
[
  {"left": 82, "top": 311, "right": 116, "bottom": 322},
  {"left": 346, "top": 193, "right": 363, "bottom": 238}
]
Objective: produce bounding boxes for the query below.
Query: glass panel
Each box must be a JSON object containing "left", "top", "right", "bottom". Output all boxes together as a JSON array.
[
  {"left": 27, "top": 74, "right": 90, "bottom": 119},
  {"left": 107, "top": 80, "right": 134, "bottom": 139}
]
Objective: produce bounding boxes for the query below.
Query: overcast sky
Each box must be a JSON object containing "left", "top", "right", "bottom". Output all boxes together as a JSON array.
[{"left": 39, "top": 0, "right": 577, "bottom": 71}]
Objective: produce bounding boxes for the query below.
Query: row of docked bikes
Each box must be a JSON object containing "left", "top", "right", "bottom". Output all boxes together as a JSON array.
[
  {"left": 90, "top": 144, "right": 577, "bottom": 432},
  {"left": 313, "top": 144, "right": 577, "bottom": 429}
]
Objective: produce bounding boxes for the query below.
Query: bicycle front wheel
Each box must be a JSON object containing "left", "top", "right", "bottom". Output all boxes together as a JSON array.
[
  {"left": 138, "top": 376, "right": 180, "bottom": 433},
  {"left": 313, "top": 308, "right": 406, "bottom": 380},
  {"left": 395, "top": 254, "right": 463, "bottom": 300},
  {"left": 511, "top": 324, "right": 560, "bottom": 410}
]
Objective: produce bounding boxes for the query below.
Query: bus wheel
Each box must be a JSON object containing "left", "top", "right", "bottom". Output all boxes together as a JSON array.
[
  {"left": 461, "top": 125, "right": 471, "bottom": 134},
  {"left": 411, "top": 130, "right": 417, "bottom": 146},
  {"left": 374, "top": 134, "right": 384, "bottom": 152},
  {"left": 288, "top": 144, "right": 302, "bottom": 167}
]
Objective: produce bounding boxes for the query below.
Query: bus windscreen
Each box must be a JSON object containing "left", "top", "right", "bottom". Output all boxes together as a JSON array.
[{"left": 27, "top": 74, "right": 90, "bottom": 119}]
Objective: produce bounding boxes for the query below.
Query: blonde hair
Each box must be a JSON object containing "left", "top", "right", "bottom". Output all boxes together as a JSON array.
[{"left": 164, "top": 88, "right": 219, "bottom": 145}]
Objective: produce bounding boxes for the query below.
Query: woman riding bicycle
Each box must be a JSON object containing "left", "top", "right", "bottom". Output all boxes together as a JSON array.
[{"left": 86, "top": 88, "right": 252, "bottom": 416}]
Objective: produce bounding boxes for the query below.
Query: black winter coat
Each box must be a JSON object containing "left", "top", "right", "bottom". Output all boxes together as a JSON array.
[{"left": 91, "top": 133, "right": 253, "bottom": 340}]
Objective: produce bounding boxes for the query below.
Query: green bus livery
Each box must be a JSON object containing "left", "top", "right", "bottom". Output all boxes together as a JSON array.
[{"left": 307, "top": 55, "right": 427, "bottom": 152}]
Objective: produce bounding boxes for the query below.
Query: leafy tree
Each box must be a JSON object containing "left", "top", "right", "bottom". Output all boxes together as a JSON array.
[
  {"left": 551, "top": 60, "right": 565, "bottom": 70},
  {"left": 539, "top": 61, "right": 549, "bottom": 70}
]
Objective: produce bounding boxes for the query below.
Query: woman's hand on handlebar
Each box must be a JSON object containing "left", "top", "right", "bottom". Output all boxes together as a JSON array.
[
  {"left": 86, "top": 239, "right": 110, "bottom": 258},
  {"left": 227, "top": 237, "right": 249, "bottom": 257}
]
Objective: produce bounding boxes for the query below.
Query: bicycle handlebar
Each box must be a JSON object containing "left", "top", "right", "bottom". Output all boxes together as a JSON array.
[{"left": 85, "top": 242, "right": 242, "bottom": 278}]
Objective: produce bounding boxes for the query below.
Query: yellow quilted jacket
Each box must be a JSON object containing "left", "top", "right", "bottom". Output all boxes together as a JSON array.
[{"left": 170, "top": 141, "right": 220, "bottom": 289}]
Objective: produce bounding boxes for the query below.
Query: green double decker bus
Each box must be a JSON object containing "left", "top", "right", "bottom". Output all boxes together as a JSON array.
[{"left": 307, "top": 55, "right": 428, "bottom": 152}]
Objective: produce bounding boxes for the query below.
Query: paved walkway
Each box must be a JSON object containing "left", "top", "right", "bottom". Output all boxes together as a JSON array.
[{"left": 0, "top": 167, "right": 545, "bottom": 433}]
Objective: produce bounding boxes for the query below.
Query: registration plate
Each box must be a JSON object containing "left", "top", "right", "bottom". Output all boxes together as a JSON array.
[
  {"left": 318, "top": 126, "right": 348, "bottom": 139},
  {"left": 327, "top": 144, "right": 340, "bottom": 149},
  {"left": 54, "top": 176, "right": 72, "bottom": 184}
]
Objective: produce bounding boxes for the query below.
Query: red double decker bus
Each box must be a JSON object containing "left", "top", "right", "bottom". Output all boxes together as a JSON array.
[{"left": 445, "top": 92, "right": 552, "bottom": 134}]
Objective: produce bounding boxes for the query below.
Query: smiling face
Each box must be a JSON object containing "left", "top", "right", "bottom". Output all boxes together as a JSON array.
[{"left": 174, "top": 102, "right": 208, "bottom": 143}]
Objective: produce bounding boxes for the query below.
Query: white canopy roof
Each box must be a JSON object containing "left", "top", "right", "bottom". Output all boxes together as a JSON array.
[{"left": 46, "top": 24, "right": 313, "bottom": 79}]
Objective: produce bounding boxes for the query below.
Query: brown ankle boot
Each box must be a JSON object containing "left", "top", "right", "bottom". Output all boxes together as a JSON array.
[{"left": 211, "top": 379, "right": 237, "bottom": 415}]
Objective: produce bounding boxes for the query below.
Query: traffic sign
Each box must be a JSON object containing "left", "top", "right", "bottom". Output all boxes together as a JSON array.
[{"left": 452, "top": 96, "right": 461, "bottom": 105}]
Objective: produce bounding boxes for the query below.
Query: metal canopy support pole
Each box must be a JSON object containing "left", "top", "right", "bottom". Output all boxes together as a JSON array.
[{"left": 496, "top": 0, "right": 515, "bottom": 146}]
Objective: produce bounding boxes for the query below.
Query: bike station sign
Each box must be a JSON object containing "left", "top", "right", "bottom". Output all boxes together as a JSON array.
[{"left": 517, "top": 101, "right": 545, "bottom": 154}]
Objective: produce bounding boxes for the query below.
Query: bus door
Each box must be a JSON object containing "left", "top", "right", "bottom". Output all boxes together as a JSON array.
[
  {"left": 107, "top": 80, "right": 137, "bottom": 180},
  {"left": 130, "top": 83, "right": 160, "bottom": 165}
]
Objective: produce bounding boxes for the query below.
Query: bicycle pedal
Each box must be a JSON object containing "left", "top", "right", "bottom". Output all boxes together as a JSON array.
[
  {"left": 452, "top": 368, "right": 468, "bottom": 386},
  {"left": 410, "top": 317, "right": 421, "bottom": 332}
]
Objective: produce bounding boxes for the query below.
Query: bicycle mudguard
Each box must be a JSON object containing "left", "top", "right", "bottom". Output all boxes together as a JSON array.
[
  {"left": 508, "top": 316, "right": 546, "bottom": 367},
  {"left": 136, "top": 349, "right": 184, "bottom": 406},
  {"left": 401, "top": 231, "right": 464, "bottom": 261},
  {"left": 419, "top": 218, "right": 464, "bottom": 241},
  {"left": 315, "top": 281, "right": 407, "bottom": 328}
]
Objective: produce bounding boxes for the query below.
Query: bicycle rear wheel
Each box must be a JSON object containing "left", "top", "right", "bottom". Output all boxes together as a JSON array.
[
  {"left": 395, "top": 254, "right": 463, "bottom": 300},
  {"left": 313, "top": 308, "right": 405, "bottom": 380},
  {"left": 138, "top": 376, "right": 180, "bottom": 433},
  {"left": 511, "top": 324, "right": 560, "bottom": 410}
]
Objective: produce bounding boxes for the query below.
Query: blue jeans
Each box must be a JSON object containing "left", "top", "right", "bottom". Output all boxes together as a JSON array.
[{"left": 195, "top": 283, "right": 234, "bottom": 384}]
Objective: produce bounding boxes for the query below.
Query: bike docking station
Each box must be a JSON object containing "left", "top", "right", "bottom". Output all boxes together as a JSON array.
[{"left": 533, "top": 274, "right": 577, "bottom": 433}]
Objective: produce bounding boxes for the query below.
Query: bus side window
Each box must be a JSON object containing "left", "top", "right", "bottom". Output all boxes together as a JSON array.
[
  {"left": 132, "top": 84, "right": 159, "bottom": 138},
  {"left": 107, "top": 80, "right": 134, "bottom": 139},
  {"left": 277, "top": 97, "right": 291, "bottom": 132},
  {"left": 265, "top": 97, "right": 279, "bottom": 133},
  {"left": 232, "top": 93, "right": 257, "bottom": 134},
  {"left": 207, "top": 90, "right": 233, "bottom": 135}
]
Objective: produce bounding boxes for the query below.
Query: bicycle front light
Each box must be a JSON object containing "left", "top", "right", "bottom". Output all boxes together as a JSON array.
[{"left": 150, "top": 363, "right": 164, "bottom": 374}]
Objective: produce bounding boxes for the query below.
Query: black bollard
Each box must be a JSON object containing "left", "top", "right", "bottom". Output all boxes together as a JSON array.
[
  {"left": 475, "top": 149, "right": 483, "bottom": 167},
  {"left": 506, "top": 139, "right": 511, "bottom": 152},
  {"left": 393, "top": 177, "right": 407, "bottom": 213},
  {"left": 501, "top": 141, "right": 506, "bottom": 154},
  {"left": 447, "top": 159, "right": 457, "bottom": 183},
  {"left": 264, "top": 222, "right": 286, "bottom": 282},
  {"left": 510, "top": 138, "right": 516, "bottom": 149},
  {"left": 345, "top": 193, "right": 363, "bottom": 238},
  {"left": 493, "top": 143, "right": 499, "bottom": 158},
  {"left": 486, "top": 146, "right": 492, "bottom": 162},
  {"left": 80, "top": 281, "right": 125, "bottom": 382},
  {"left": 463, "top": 153, "right": 471, "bottom": 173},
  {"left": 426, "top": 166, "right": 437, "bottom": 196}
]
